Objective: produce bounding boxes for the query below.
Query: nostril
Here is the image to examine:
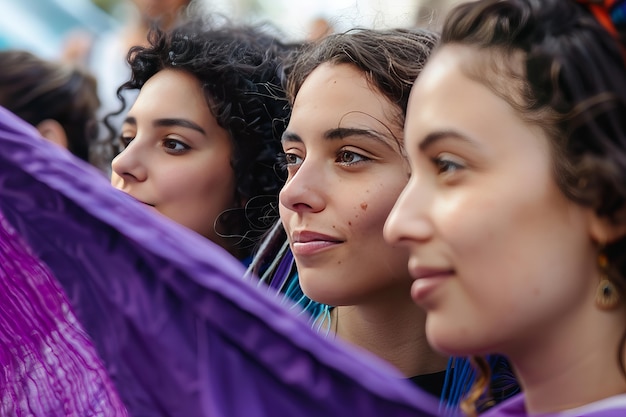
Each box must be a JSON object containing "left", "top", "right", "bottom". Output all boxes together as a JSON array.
[{"left": 292, "top": 202, "right": 313, "bottom": 211}]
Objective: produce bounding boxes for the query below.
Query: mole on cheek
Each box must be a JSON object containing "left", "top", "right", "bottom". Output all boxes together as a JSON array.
[{"left": 360, "top": 202, "right": 368, "bottom": 211}]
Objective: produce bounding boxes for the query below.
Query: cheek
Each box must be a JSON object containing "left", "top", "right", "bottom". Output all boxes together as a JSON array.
[
  {"left": 349, "top": 179, "right": 405, "bottom": 231},
  {"left": 196, "top": 164, "right": 236, "bottom": 207},
  {"left": 163, "top": 161, "right": 234, "bottom": 212}
]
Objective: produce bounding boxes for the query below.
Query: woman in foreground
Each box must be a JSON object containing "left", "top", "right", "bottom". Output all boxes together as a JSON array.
[{"left": 385, "top": 0, "right": 626, "bottom": 415}]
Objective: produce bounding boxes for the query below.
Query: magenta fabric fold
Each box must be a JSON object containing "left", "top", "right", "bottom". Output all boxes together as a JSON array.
[
  {"left": 0, "top": 213, "right": 129, "bottom": 416},
  {"left": 0, "top": 105, "right": 448, "bottom": 417}
]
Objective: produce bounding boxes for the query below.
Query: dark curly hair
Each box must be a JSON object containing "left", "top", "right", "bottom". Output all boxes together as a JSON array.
[
  {"left": 0, "top": 50, "right": 99, "bottom": 162},
  {"left": 438, "top": 0, "right": 626, "bottom": 414},
  {"left": 105, "top": 20, "right": 297, "bottom": 259}
]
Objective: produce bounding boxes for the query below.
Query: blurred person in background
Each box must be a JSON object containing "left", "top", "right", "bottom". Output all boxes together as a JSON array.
[
  {"left": 0, "top": 49, "right": 101, "bottom": 167},
  {"left": 305, "top": 16, "right": 335, "bottom": 41},
  {"left": 413, "top": 0, "right": 473, "bottom": 30}
]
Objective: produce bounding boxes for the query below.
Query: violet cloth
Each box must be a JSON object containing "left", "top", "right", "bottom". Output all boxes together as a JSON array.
[
  {"left": 0, "top": 214, "right": 129, "bottom": 416},
  {"left": 0, "top": 105, "right": 448, "bottom": 417}
]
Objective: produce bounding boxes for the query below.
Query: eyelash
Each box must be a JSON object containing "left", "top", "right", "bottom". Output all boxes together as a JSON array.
[
  {"left": 336, "top": 150, "right": 370, "bottom": 166},
  {"left": 118, "top": 135, "right": 133, "bottom": 150},
  {"left": 162, "top": 138, "right": 190, "bottom": 154},
  {"left": 277, "top": 149, "right": 371, "bottom": 173},
  {"left": 432, "top": 155, "right": 465, "bottom": 175},
  {"left": 275, "top": 152, "right": 300, "bottom": 178},
  {"left": 115, "top": 136, "right": 190, "bottom": 154}
]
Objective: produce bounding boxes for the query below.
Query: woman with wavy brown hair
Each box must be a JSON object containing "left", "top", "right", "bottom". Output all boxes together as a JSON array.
[{"left": 386, "top": 0, "right": 626, "bottom": 415}]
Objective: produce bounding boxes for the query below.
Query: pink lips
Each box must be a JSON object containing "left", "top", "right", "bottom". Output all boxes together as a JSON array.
[
  {"left": 408, "top": 267, "right": 454, "bottom": 303},
  {"left": 290, "top": 230, "right": 343, "bottom": 256}
]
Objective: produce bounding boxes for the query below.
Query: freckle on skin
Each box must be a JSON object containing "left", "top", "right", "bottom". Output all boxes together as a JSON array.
[
  {"left": 348, "top": 221, "right": 352, "bottom": 226},
  {"left": 360, "top": 202, "right": 368, "bottom": 211}
]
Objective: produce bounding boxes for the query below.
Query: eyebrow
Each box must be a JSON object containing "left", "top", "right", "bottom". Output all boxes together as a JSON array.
[
  {"left": 418, "top": 130, "right": 479, "bottom": 151},
  {"left": 123, "top": 116, "right": 206, "bottom": 135},
  {"left": 282, "top": 127, "right": 394, "bottom": 147}
]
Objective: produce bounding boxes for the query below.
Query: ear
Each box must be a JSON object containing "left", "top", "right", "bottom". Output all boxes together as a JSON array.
[
  {"left": 36, "top": 119, "right": 68, "bottom": 149},
  {"left": 588, "top": 209, "right": 626, "bottom": 245}
]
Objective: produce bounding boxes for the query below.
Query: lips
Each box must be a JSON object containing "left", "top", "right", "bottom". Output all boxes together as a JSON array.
[
  {"left": 408, "top": 267, "right": 454, "bottom": 281},
  {"left": 407, "top": 263, "right": 454, "bottom": 304},
  {"left": 290, "top": 230, "right": 343, "bottom": 256}
]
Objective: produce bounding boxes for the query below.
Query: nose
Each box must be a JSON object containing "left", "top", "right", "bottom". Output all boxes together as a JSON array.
[
  {"left": 279, "top": 158, "right": 326, "bottom": 214},
  {"left": 384, "top": 175, "right": 434, "bottom": 246},
  {"left": 110, "top": 139, "right": 148, "bottom": 186}
]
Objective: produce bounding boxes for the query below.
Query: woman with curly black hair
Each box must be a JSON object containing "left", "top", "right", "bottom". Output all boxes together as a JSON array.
[{"left": 109, "top": 19, "right": 296, "bottom": 261}]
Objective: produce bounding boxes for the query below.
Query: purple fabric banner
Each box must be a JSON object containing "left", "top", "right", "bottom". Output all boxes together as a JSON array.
[{"left": 0, "top": 105, "right": 447, "bottom": 417}]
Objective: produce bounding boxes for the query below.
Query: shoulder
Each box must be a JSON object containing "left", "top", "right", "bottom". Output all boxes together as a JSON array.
[
  {"left": 557, "top": 394, "right": 626, "bottom": 417},
  {"left": 481, "top": 394, "right": 626, "bottom": 417}
]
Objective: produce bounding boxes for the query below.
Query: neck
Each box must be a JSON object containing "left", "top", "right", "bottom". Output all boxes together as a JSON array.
[
  {"left": 507, "top": 302, "right": 626, "bottom": 414},
  {"left": 333, "top": 295, "right": 448, "bottom": 378}
]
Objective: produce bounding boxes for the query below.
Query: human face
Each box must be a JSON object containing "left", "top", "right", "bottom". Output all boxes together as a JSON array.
[
  {"left": 279, "top": 63, "right": 411, "bottom": 307},
  {"left": 111, "top": 69, "right": 236, "bottom": 247},
  {"left": 384, "top": 45, "right": 599, "bottom": 357}
]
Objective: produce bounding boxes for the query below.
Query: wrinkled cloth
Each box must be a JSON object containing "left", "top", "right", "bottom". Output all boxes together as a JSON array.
[
  {"left": 0, "top": 214, "right": 128, "bottom": 417},
  {"left": 0, "top": 105, "right": 447, "bottom": 417}
]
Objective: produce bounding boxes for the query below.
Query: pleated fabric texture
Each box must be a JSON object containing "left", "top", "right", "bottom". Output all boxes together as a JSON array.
[{"left": 0, "top": 106, "right": 448, "bottom": 417}]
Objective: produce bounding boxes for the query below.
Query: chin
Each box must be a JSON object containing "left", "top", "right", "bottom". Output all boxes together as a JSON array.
[
  {"left": 300, "top": 282, "right": 345, "bottom": 307},
  {"left": 301, "top": 287, "right": 339, "bottom": 306},
  {"left": 425, "top": 317, "right": 482, "bottom": 357}
]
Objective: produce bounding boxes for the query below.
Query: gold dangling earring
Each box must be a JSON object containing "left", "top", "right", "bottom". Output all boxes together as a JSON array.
[{"left": 596, "top": 252, "right": 620, "bottom": 310}]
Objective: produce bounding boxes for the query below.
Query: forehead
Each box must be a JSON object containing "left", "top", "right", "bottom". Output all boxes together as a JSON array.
[
  {"left": 289, "top": 63, "right": 403, "bottom": 138},
  {"left": 129, "top": 69, "right": 208, "bottom": 118},
  {"left": 410, "top": 43, "right": 528, "bottom": 115},
  {"left": 406, "top": 44, "right": 545, "bottom": 151}
]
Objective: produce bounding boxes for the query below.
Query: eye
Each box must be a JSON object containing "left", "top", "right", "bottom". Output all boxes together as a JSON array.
[
  {"left": 119, "top": 135, "right": 134, "bottom": 148},
  {"left": 277, "top": 151, "right": 303, "bottom": 180},
  {"left": 163, "top": 138, "right": 190, "bottom": 154},
  {"left": 336, "top": 150, "right": 369, "bottom": 166},
  {"left": 433, "top": 154, "right": 465, "bottom": 175},
  {"left": 277, "top": 151, "right": 303, "bottom": 170},
  {"left": 114, "top": 135, "right": 134, "bottom": 154},
  {"left": 278, "top": 152, "right": 303, "bottom": 176},
  {"left": 284, "top": 152, "right": 302, "bottom": 165}
]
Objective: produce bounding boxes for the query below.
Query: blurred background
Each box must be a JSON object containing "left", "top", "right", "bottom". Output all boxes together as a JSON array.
[
  {"left": 0, "top": 0, "right": 466, "bottom": 60},
  {"left": 0, "top": 0, "right": 471, "bottom": 174}
]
